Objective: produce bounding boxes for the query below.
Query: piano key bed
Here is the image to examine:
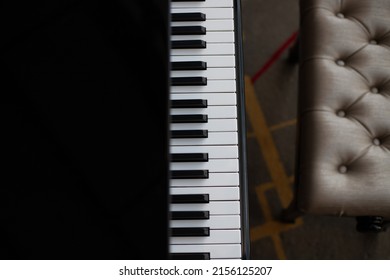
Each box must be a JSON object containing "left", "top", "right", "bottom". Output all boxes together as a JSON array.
[{"left": 169, "top": 0, "right": 249, "bottom": 260}]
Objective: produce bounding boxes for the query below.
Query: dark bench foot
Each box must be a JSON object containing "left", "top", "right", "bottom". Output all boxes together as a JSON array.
[
  {"left": 286, "top": 33, "right": 300, "bottom": 64},
  {"left": 356, "top": 216, "right": 388, "bottom": 233},
  {"left": 280, "top": 199, "right": 303, "bottom": 223}
]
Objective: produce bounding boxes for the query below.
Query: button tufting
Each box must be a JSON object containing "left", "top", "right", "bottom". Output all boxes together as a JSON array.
[
  {"left": 370, "top": 87, "right": 379, "bottom": 93},
  {"left": 373, "top": 138, "right": 381, "bottom": 146},
  {"left": 337, "top": 110, "right": 346, "bottom": 117},
  {"left": 369, "top": 39, "right": 378, "bottom": 45},
  {"left": 336, "top": 13, "right": 344, "bottom": 18},
  {"left": 339, "top": 165, "right": 347, "bottom": 174},
  {"left": 336, "top": 60, "right": 345, "bottom": 66}
]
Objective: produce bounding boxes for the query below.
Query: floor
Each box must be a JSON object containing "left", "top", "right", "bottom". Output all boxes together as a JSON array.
[{"left": 240, "top": 0, "right": 390, "bottom": 260}]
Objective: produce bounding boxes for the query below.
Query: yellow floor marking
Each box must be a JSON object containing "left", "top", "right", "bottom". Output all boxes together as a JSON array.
[
  {"left": 255, "top": 183, "right": 288, "bottom": 259},
  {"left": 250, "top": 219, "right": 303, "bottom": 240},
  {"left": 269, "top": 119, "right": 297, "bottom": 131},
  {"left": 255, "top": 184, "right": 273, "bottom": 221},
  {"left": 252, "top": 182, "right": 303, "bottom": 244},
  {"left": 272, "top": 235, "right": 287, "bottom": 260},
  {"left": 247, "top": 131, "right": 256, "bottom": 138},
  {"left": 257, "top": 177, "right": 294, "bottom": 192},
  {"left": 245, "top": 75, "right": 304, "bottom": 259},
  {"left": 244, "top": 75, "right": 292, "bottom": 206},
  {"left": 258, "top": 181, "right": 273, "bottom": 192}
]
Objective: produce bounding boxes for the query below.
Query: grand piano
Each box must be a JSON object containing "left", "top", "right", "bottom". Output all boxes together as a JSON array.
[{"left": 1, "top": 0, "right": 249, "bottom": 260}]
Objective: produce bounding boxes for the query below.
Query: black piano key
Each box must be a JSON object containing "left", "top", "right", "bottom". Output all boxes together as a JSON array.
[
  {"left": 171, "top": 130, "right": 208, "bottom": 138},
  {"left": 172, "top": 26, "right": 206, "bottom": 35},
  {"left": 171, "top": 153, "right": 208, "bottom": 162},
  {"left": 171, "top": 77, "right": 207, "bottom": 86},
  {"left": 170, "top": 253, "right": 210, "bottom": 260},
  {"left": 171, "top": 227, "right": 210, "bottom": 237},
  {"left": 171, "top": 211, "right": 209, "bottom": 220},
  {"left": 171, "top": 114, "right": 208, "bottom": 123},
  {"left": 171, "top": 170, "right": 209, "bottom": 179},
  {"left": 171, "top": 40, "right": 206, "bottom": 49},
  {"left": 171, "top": 13, "right": 206, "bottom": 22},
  {"left": 171, "top": 194, "right": 210, "bottom": 204},
  {"left": 171, "top": 61, "right": 207, "bottom": 71},
  {"left": 172, "top": 0, "right": 205, "bottom": 2},
  {"left": 170, "top": 99, "right": 208, "bottom": 108}
]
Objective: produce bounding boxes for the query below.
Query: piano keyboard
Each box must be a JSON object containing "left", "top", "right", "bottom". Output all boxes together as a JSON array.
[{"left": 169, "top": 0, "right": 249, "bottom": 260}]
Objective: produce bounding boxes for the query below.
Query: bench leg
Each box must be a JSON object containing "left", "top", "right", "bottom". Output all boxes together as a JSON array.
[
  {"left": 356, "top": 216, "right": 388, "bottom": 233},
  {"left": 287, "top": 32, "right": 300, "bottom": 64},
  {"left": 280, "top": 198, "right": 303, "bottom": 223}
]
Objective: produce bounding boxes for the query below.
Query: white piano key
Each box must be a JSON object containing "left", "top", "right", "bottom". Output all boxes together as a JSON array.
[
  {"left": 171, "top": 55, "right": 235, "bottom": 68},
  {"left": 171, "top": 8, "right": 234, "bottom": 20},
  {"left": 171, "top": 43, "right": 235, "bottom": 56},
  {"left": 170, "top": 244, "right": 242, "bottom": 259},
  {"left": 170, "top": 186, "right": 239, "bottom": 200},
  {"left": 170, "top": 93, "right": 237, "bottom": 106},
  {"left": 170, "top": 119, "right": 237, "bottom": 132},
  {"left": 171, "top": 20, "right": 234, "bottom": 31},
  {"left": 170, "top": 106, "right": 237, "bottom": 119},
  {"left": 170, "top": 67, "right": 236, "bottom": 80},
  {"left": 170, "top": 215, "right": 240, "bottom": 229},
  {"left": 171, "top": 0, "right": 233, "bottom": 9},
  {"left": 171, "top": 79, "right": 236, "bottom": 93},
  {"left": 170, "top": 172, "right": 239, "bottom": 187},
  {"left": 170, "top": 159, "right": 239, "bottom": 172},
  {"left": 170, "top": 131, "right": 238, "bottom": 146},
  {"left": 170, "top": 201, "right": 240, "bottom": 214},
  {"left": 170, "top": 146, "right": 238, "bottom": 159},
  {"left": 170, "top": 229, "right": 241, "bottom": 245}
]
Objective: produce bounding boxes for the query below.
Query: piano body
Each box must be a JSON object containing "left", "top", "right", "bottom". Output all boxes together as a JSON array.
[
  {"left": 1, "top": 0, "right": 248, "bottom": 260},
  {"left": 2, "top": 0, "right": 170, "bottom": 260}
]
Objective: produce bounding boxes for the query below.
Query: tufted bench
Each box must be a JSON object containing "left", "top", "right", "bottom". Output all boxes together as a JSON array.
[{"left": 282, "top": 0, "right": 390, "bottom": 232}]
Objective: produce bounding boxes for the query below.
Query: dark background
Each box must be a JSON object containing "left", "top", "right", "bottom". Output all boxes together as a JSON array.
[{"left": 1, "top": 0, "right": 170, "bottom": 259}]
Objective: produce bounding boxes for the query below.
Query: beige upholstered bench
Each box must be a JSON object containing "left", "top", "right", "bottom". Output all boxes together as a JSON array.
[{"left": 282, "top": 0, "right": 390, "bottom": 232}]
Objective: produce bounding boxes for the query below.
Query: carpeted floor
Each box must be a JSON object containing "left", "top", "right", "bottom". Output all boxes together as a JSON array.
[{"left": 241, "top": 0, "right": 390, "bottom": 260}]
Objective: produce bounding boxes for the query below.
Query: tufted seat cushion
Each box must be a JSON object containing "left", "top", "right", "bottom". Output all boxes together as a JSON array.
[{"left": 296, "top": 0, "right": 390, "bottom": 219}]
